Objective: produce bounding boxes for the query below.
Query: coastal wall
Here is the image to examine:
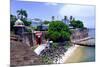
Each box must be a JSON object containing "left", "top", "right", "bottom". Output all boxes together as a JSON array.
[
  {"left": 23, "top": 31, "right": 46, "bottom": 47},
  {"left": 23, "top": 32, "right": 34, "bottom": 47},
  {"left": 71, "top": 28, "right": 88, "bottom": 40}
]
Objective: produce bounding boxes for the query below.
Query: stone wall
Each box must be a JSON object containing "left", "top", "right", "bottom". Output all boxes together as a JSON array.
[
  {"left": 23, "top": 32, "right": 34, "bottom": 47},
  {"left": 71, "top": 28, "right": 88, "bottom": 40}
]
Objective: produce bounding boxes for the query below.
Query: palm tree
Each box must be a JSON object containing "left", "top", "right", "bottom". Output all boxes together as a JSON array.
[
  {"left": 17, "top": 9, "right": 28, "bottom": 19},
  {"left": 52, "top": 16, "right": 55, "bottom": 21},
  {"left": 64, "top": 16, "right": 67, "bottom": 20},
  {"left": 70, "top": 16, "right": 73, "bottom": 21},
  {"left": 63, "top": 16, "right": 68, "bottom": 24}
]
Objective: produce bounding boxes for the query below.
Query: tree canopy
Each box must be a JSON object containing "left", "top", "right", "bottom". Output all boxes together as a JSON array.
[
  {"left": 17, "top": 9, "right": 31, "bottom": 26},
  {"left": 47, "top": 21, "right": 71, "bottom": 42},
  {"left": 17, "top": 9, "right": 28, "bottom": 19},
  {"left": 43, "top": 21, "right": 50, "bottom": 24},
  {"left": 70, "top": 18, "right": 84, "bottom": 28},
  {"left": 10, "top": 9, "right": 32, "bottom": 32},
  {"left": 10, "top": 14, "right": 17, "bottom": 31}
]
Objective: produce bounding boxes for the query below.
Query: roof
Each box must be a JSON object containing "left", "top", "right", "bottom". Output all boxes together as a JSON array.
[
  {"left": 36, "top": 32, "right": 42, "bottom": 36},
  {"left": 14, "top": 19, "right": 25, "bottom": 27}
]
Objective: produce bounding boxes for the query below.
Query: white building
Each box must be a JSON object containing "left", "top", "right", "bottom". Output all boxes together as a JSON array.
[{"left": 62, "top": 18, "right": 70, "bottom": 25}]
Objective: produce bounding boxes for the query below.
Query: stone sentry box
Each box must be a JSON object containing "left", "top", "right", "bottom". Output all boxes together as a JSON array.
[{"left": 14, "top": 19, "right": 34, "bottom": 47}]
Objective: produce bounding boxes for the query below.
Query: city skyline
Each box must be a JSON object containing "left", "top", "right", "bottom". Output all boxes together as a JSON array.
[{"left": 11, "top": 0, "right": 95, "bottom": 28}]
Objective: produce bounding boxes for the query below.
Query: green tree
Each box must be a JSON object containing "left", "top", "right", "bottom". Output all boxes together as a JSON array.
[
  {"left": 17, "top": 9, "right": 27, "bottom": 19},
  {"left": 21, "top": 19, "right": 31, "bottom": 26},
  {"left": 48, "top": 21, "right": 71, "bottom": 42},
  {"left": 17, "top": 9, "right": 31, "bottom": 26},
  {"left": 70, "top": 18, "right": 84, "bottom": 28},
  {"left": 43, "top": 21, "right": 50, "bottom": 24},
  {"left": 10, "top": 14, "right": 17, "bottom": 31},
  {"left": 76, "top": 20, "right": 84, "bottom": 28}
]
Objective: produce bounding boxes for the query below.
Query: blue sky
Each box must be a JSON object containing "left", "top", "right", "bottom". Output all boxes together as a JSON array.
[{"left": 10, "top": 0, "right": 95, "bottom": 28}]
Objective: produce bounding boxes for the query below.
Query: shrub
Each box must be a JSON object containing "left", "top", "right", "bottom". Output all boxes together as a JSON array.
[
  {"left": 70, "top": 19, "right": 84, "bottom": 28},
  {"left": 52, "top": 43, "right": 58, "bottom": 49},
  {"left": 10, "top": 14, "right": 17, "bottom": 31},
  {"left": 48, "top": 21, "right": 71, "bottom": 42},
  {"left": 21, "top": 19, "right": 32, "bottom": 26},
  {"left": 43, "top": 21, "right": 50, "bottom": 24}
]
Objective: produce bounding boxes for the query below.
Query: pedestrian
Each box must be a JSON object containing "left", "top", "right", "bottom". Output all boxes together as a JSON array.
[{"left": 46, "top": 39, "right": 50, "bottom": 49}]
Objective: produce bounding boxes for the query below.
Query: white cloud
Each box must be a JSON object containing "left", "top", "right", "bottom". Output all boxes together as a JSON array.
[
  {"left": 59, "top": 4, "right": 95, "bottom": 17},
  {"left": 59, "top": 4, "right": 95, "bottom": 28},
  {"left": 44, "top": 2, "right": 58, "bottom": 6}
]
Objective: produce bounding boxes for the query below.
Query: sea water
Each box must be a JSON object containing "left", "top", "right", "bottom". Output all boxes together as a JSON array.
[
  {"left": 65, "top": 28, "right": 95, "bottom": 63},
  {"left": 79, "top": 28, "right": 95, "bottom": 62}
]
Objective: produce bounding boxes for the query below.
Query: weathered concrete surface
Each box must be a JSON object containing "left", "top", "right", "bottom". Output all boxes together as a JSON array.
[
  {"left": 34, "top": 44, "right": 47, "bottom": 55},
  {"left": 10, "top": 40, "right": 43, "bottom": 66},
  {"left": 71, "top": 37, "right": 95, "bottom": 47}
]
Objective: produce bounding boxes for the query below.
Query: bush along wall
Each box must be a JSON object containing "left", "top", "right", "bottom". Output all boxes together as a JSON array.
[{"left": 47, "top": 21, "right": 71, "bottom": 42}]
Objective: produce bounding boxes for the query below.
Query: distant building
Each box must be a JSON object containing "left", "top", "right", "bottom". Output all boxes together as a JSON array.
[
  {"left": 62, "top": 16, "right": 70, "bottom": 26},
  {"left": 62, "top": 19, "right": 70, "bottom": 25},
  {"left": 31, "top": 18, "right": 42, "bottom": 27},
  {"left": 41, "top": 24, "right": 49, "bottom": 31},
  {"left": 62, "top": 16, "right": 74, "bottom": 29},
  {"left": 37, "top": 24, "right": 49, "bottom": 31}
]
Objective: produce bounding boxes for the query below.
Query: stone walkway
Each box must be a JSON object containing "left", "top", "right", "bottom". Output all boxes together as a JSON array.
[
  {"left": 34, "top": 44, "right": 47, "bottom": 55},
  {"left": 10, "top": 40, "right": 43, "bottom": 66}
]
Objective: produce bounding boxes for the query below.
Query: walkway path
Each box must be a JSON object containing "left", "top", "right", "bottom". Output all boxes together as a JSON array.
[
  {"left": 71, "top": 37, "right": 95, "bottom": 47},
  {"left": 34, "top": 44, "right": 47, "bottom": 55},
  {"left": 71, "top": 37, "right": 94, "bottom": 42},
  {"left": 10, "top": 40, "right": 43, "bottom": 66}
]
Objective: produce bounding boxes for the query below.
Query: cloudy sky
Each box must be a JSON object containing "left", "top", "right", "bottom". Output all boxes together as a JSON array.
[{"left": 11, "top": 0, "right": 95, "bottom": 28}]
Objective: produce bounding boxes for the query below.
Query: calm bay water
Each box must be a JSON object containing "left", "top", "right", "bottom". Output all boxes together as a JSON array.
[
  {"left": 79, "top": 46, "right": 95, "bottom": 62},
  {"left": 88, "top": 28, "right": 95, "bottom": 38},
  {"left": 79, "top": 28, "right": 95, "bottom": 62},
  {"left": 65, "top": 28, "right": 95, "bottom": 63}
]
